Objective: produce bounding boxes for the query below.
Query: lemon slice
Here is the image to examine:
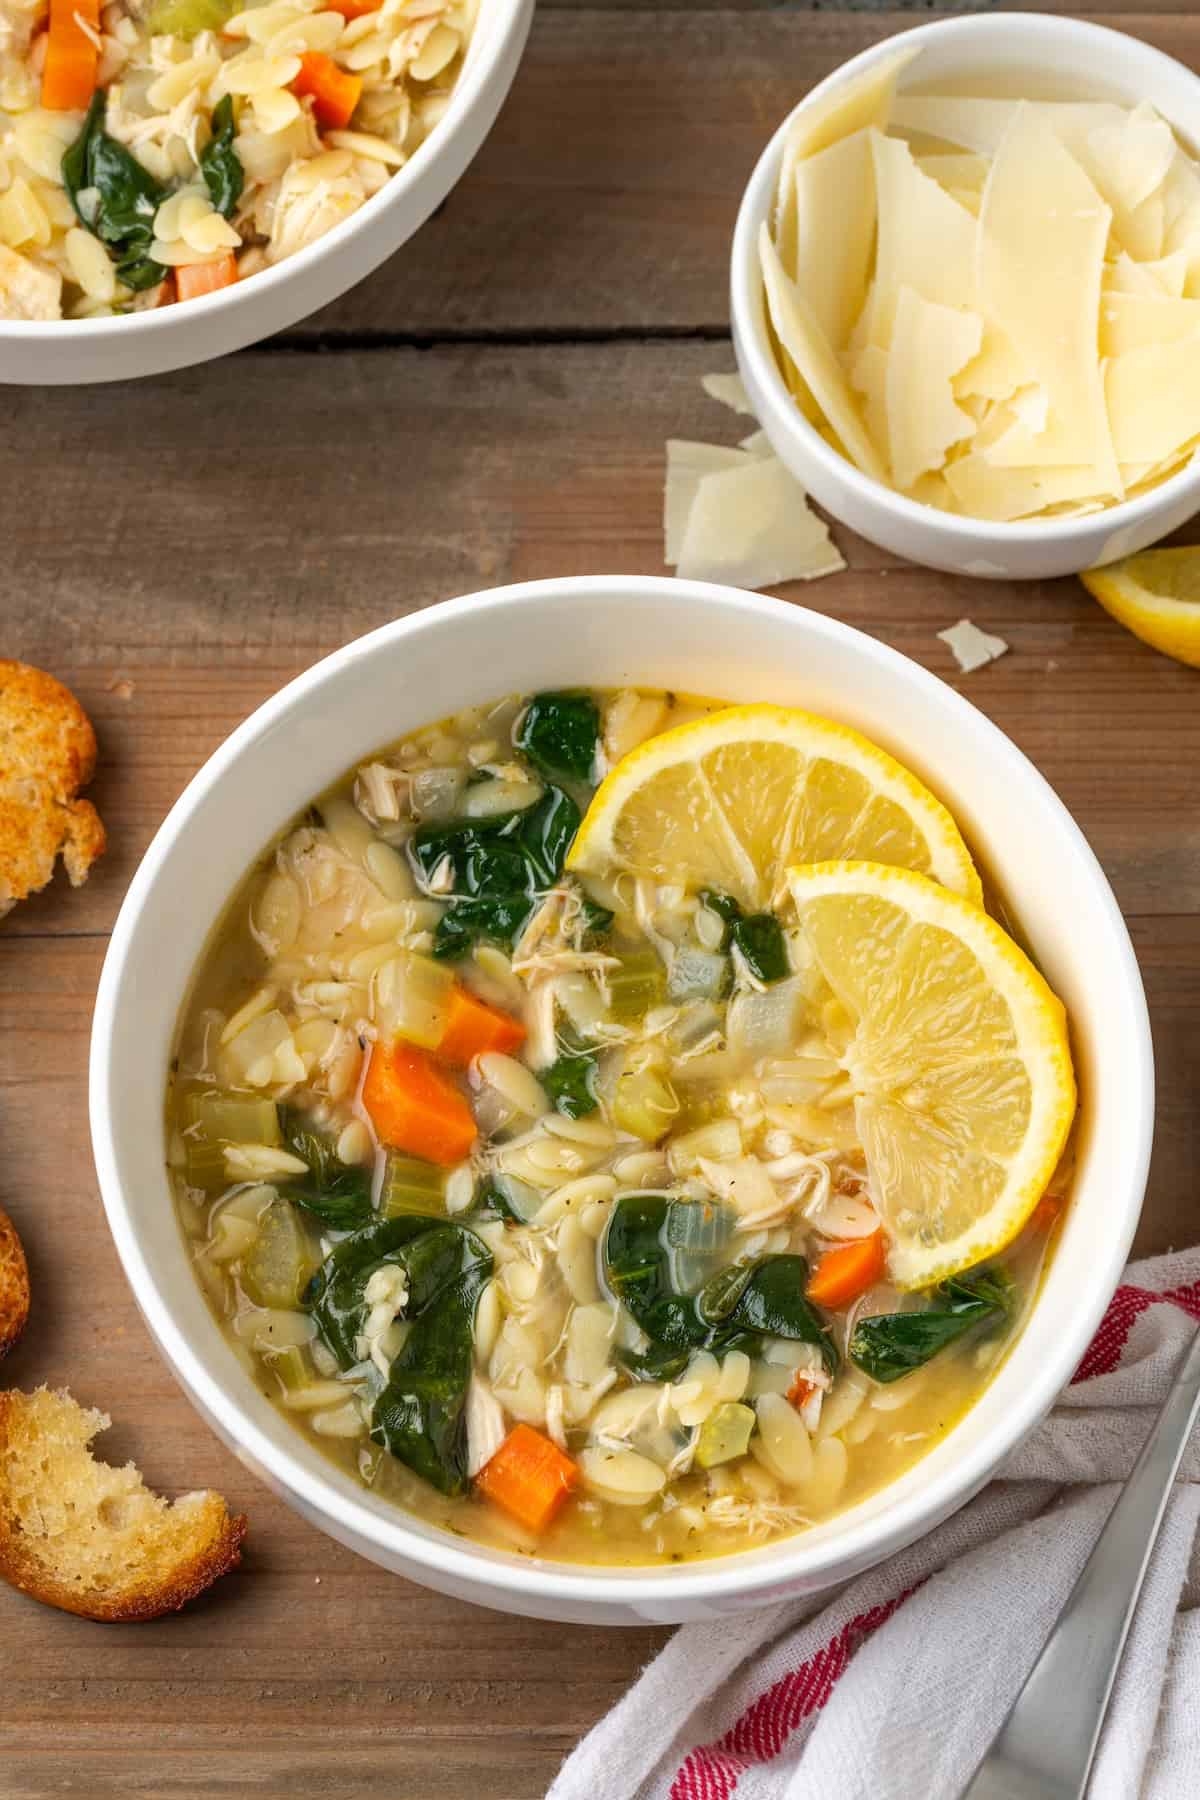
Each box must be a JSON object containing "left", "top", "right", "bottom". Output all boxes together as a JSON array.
[
  {"left": 1081, "top": 548, "right": 1200, "bottom": 669},
  {"left": 787, "top": 862, "right": 1076, "bottom": 1290},
  {"left": 568, "top": 704, "right": 981, "bottom": 909}
]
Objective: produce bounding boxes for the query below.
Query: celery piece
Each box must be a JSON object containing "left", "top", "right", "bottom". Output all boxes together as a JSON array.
[
  {"left": 608, "top": 949, "right": 666, "bottom": 1020},
  {"left": 375, "top": 952, "right": 457, "bottom": 1050},
  {"left": 694, "top": 1401, "right": 755, "bottom": 1469},
  {"left": 612, "top": 1067, "right": 679, "bottom": 1142},
  {"left": 182, "top": 1090, "right": 281, "bottom": 1190},
  {"left": 667, "top": 946, "right": 728, "bottom": 1003},
  {"left": 665, "top": 1198, "right": 733, "bottom": 1254},
  {"left": 266, "top": 1343, "right": 313, "bottom": 1395},
  {"left": 239, "top": 1199, "right": 315, "bottom": 1308},
  {"left": 380, "top": 1153, "right": 446, "bottom": 1218},
  {"left": 145, "top": 0, "right": 239, "bottom": 38}
]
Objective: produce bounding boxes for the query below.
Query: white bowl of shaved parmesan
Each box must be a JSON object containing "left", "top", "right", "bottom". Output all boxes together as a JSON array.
[
  {"left": 0, "top": 0, "right": 532, "bottom": 385},
  {"left": 732, "top": 14, "right": 1200, "bottom": 579}
]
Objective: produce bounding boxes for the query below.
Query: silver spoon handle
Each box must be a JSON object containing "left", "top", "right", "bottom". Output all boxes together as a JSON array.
[{"left": 959, "top": 1322, "right": 1200, "bottom": 1800}]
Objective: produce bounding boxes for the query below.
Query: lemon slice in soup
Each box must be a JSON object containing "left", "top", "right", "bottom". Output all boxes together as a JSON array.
[
  {"left": 568, "top": 704, "right": 981, "bottom": 908},
  {"left": 787, "top": 862, "right": 1076, "bottom": 1291}
]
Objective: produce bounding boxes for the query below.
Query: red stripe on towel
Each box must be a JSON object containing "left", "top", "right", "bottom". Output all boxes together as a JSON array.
[
  {"left": 669, "top": 1589, "right": 917, "bottom": 1800},
  {"left": 1074, "top": 1281, "right": 1200, "bottom": 1382}
]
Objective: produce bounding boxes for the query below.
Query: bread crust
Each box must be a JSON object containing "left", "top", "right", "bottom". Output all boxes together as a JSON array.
[
  {"left": 0, "top": 660, "right": 106, "bottom": 916},
  {"left": 0, "top": 1208, "right": 30, "bottom": 1358},
  {"left": 0, "top": 1390, "right": 248, "bottom": 1622}
]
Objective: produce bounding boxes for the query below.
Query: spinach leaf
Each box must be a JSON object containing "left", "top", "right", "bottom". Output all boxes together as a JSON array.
[
  {"left": 621, "top": 1343, "right": 693, "bottom": 1383},
  {"left": 518, "top": 785, "right": 582, "bottom": 887},
  {"left": 696, "top": 1258, "right": 756, "bottom": 1325},
  {"left": 515, "top": 691, "right": 601, "bottom": 784},
  {"left": 850, "top": 1268, "right": 1013, "bottom": 1384},
  {"left": 305, "top": 1214, "right": 456, "bottom": 1369},
  {"left": 199, "top": 96, "right": 243, "bottom": 219},
  {"left": 724, "top": 1255, "right": 837, "bottom": 1373},
  {"left": 433, "top": 893, "right": 534, "bottom": 961},
  {"left": 280, "top": 1108, "right": 374, "bottom": 1229},
  {"left": 730, "top": 913, "right": 789, "bottom": 984},
  {"left": 539, "top": 1031, "right": 600, "bottom": 1119},
  {"left": 305, "top": 1214, "right": 492, "bottom": 1496},
  {"left": 604, "top": 1196, "right": 838, "bottom": 1378},
  {"left": 697, "top": 889, "right": 788, "bottom": 983},
  {"left": 63, "top": 93, "right": 168, "bottom": 293},
  {"left": 699, "top": 889, "right": 742, "bottom": 934},
  {"left": 371, "top": 1237, "right": 491, "bottom": 1495},
  {"left": 604, "top": 1193, "right": 710, "bottom": 1357},
  {"left": 413, "top": 786, "right": 581, "bottom": 960}
]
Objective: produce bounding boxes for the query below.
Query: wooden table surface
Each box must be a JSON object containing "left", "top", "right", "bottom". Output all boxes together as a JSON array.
[{"left": 4, "top": 3, "right": 1200, "bottom": 1795}]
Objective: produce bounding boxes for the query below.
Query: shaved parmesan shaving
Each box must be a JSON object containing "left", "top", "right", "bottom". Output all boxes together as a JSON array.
[
  {"left": 916, "top": 151, "right": 989, "bottom": 194},
  {"left": 701, "top": 373, "right": 754, "bottom": 416},
  {"left": 1106, "top": 337, "right": 1200, "bottom": 464},
  {"left": 977, "top": 106, "right": 1119, "bottom": 489},
  {"left": 664, "top": 441, "right": 750, "bottom": 566},
  {"left": 938, "top": 619, "right": 1010, "bottom": 673},
  {"left": 758, "top": 55, "right": 1200, "bottom": 522},
  {"left": 1105, "top": 249, "right": 1190, "bottom": 299},
  {"left": 885, "top": 288, "right": 982, "bottom": 490},
  {"left": 792, "top": 129, "right": 876, "bottom": 349},
  {"left": 739, "top": 428, "right": 773, "bottom": 457},
  {"left": 953, "top": 326, "right": 1026, "bottom": 405},
  {"left": 849, "top": 344, "right": 889, "bottom": 460},
  {"left": 758, "top": 223, "right": 886, "bottom": 482},
  {"left": 774, "top": 45, "right": 917, "bottom": 268},
  {"left": 868, "top": 132, "right": 976, "bottom": 346},
  {"left": 889, "top": 96, "right": 1124, "bottom": 159},
  {"left": 675, "top": 454, "right": 845, "bottom": 589},
  {"left": 1100, "top": 293, "right": 1200, "bottom": 356},
  {"left": 944, "top": 456, "right": 1106, "bottom": 523},
  {"left": 1087, "top": 105, "right": 1176, "bottom": 215}
]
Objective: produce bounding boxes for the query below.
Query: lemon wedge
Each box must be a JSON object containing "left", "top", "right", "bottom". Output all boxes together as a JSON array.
[
  {"left": 1081, "top": 548, "right": 1200, "bottom": 669},
  {"left": 568, "top": 704, "right": 981, "bottom": 909},
  {"left": 787, "top": 862, "right": 1076, "bottom": 1290}
]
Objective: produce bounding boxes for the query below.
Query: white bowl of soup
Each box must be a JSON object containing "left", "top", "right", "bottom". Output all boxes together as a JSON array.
[
  {"left": 89, "top": 577, "right": 1152, "bottom": 1624},
  {"left": 730, "top": 14, "right": 1200, "bottom": 579},
  {"left": 0, "top": 0, "right": 532, "bottom": 385}
]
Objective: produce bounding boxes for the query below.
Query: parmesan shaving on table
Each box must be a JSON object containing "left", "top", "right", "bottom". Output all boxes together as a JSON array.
[
  {"left": 938, "top": 620, "right": 1010, "bottom": 674},
  {"left": 665, "top": 380, "right": 845, "bottom": 590},
  {"left": 759, "top": 56, "right": 1200, "bottom": 524},
  {"left": 701, "top": 372, "right": 755, "bottom": 415}
]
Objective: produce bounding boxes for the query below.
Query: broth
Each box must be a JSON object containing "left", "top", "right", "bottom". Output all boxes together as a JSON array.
[{"left": 167, "top": 687, "right": 1066, "bottom": 1565}]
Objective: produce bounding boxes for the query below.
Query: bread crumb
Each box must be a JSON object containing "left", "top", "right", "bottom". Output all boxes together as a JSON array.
[
  {"left": 937, "top": 619, "right": 1010, "bottom": 674},
  {"left": 0, "top": 1387, "right": 245, "bottom": 1621},
  {"left": 0, "top": 1208, "right": 29, "bottom": 1359},
  {"left": 0, "top": 661, "right": 105, "bottom": 917},
  {"left": 106, "top": 676, "right": 135, "bottom": 701}
]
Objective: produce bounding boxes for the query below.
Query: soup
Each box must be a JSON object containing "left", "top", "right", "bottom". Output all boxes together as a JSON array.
[
  {"left": 0, "top": 0, "right": 475, "bottom": 321},
  {"left": 167, "top": 687, "right": 1075, "bottom": 1564}
]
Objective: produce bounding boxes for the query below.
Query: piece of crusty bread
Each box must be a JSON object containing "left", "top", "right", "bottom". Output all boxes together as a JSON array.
[
  {"left": 0, "top": 1388, "right": 247, "bottom": 1621},
  {"left": 0, "top": 1207, "right": 30, "bottom": 1358},
  {"left": 0, "top": 660, "right": 106, "bottom": 918}
]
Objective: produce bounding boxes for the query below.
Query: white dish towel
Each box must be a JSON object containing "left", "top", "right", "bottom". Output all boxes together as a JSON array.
[{"left": 550, "top": 1249, "right": 1200, "bottom": 1800}]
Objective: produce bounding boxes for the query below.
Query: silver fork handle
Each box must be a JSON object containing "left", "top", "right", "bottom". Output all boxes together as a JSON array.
[{"left": 959, "top": 1322, "right": 1200, "bottom": 1800}]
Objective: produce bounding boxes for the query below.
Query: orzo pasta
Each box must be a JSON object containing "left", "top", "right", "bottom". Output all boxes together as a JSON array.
[{"left": 167, "top": 686, "right": 1076, "bottom": 1564}]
